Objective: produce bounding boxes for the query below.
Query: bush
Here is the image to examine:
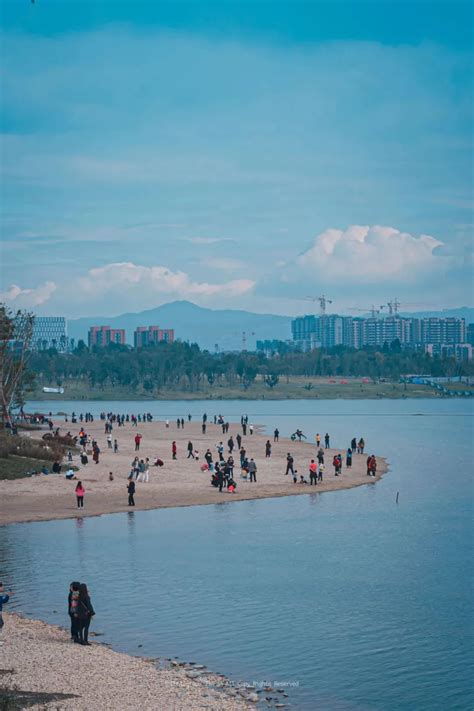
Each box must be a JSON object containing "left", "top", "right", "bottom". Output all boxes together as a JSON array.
[{"left": 0, "top": 432, "right": 66, "bottom": 462}]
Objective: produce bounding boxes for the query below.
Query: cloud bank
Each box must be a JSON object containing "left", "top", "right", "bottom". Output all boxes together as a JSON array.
[{"left": 297, "top": 225, "right": 448, "bottom": 282}]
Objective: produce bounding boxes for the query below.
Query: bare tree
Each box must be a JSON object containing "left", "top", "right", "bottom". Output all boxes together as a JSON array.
[{"left": 0, "top": 305, "right": 35, "bottom": 428}]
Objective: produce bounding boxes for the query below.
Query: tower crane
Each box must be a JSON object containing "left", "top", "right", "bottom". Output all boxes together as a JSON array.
[
  {"left": 303, "top": 295, "right": 333, "bottom": 315},
  {"left": 383, "top": 299, "right": 428, "bottom": 315},
  {"left": 351, "top": 305, "right": 384, "bottom": 318}
]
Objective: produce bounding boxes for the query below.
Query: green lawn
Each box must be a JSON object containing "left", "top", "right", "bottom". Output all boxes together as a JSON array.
[
  {"left": 28, "top": 376, "right": 442, "bottom": 401},
  {"left": 0, "top": 456, "right": 80, "bottom": 480}
]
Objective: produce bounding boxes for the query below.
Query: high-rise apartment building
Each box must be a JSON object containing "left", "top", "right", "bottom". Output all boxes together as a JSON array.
[
  {"left": 31, "top": 317, "right": 68, "bottom": 352},
  {"left": 134, "top": 326, "right": 175, "bottom": 348},
  {"left": 88, "top": 326, "right": 126, "bottom": 347},
  {"left": 290, "top": 314, "right": 470, "bottom": 356}
]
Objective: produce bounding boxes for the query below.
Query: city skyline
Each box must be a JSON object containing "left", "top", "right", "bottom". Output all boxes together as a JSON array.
[{"left": 1, "top": 0, "right": 472, "bottom": 317}]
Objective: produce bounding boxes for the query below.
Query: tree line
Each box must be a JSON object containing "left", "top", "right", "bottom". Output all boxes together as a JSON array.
[{"left": 27, "top": 338, "right": 474, "bottom": 393}]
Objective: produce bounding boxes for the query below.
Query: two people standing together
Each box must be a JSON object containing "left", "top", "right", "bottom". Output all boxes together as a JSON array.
[{"left": 68, "top": 581, "right": 95, "bottom": 645}]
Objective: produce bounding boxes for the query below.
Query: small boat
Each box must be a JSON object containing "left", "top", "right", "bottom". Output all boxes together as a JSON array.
[{"left": 42, "top": 386, "right": 65, "bottom": 394}]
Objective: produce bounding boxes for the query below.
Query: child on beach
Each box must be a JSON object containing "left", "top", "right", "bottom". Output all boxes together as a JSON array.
[
  {"left": 0, "top": 582, "right": 12, "bottom": 645},
  {"left": 75, "top": 481, "right": 85, "bottom": 508}
]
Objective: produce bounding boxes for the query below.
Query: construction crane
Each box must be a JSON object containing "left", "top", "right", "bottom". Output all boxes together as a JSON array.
[
  {"left": 241, "top": 331, "right": 255, "bottom": 351},
  {"left": 351, "top": 305, "right": 384, "bottom": 318},
  {"left": 383, "top": 299, "right": 428, "bottom": 315},
  {"left": 303, "top": 295, "right": 333, "bottom": 315}
]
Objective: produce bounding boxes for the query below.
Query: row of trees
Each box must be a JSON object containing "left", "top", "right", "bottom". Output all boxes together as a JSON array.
[{"left": 28, "top": 338, "right": 474, "bottom": 393}]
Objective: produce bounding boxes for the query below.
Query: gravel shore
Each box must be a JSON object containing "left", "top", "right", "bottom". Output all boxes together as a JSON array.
[
  {"left": 1, "top": 614, "right": 253, "bottom": 710},
  {"left": 0, "top": 419, "right": 387, "bottom": 525}
]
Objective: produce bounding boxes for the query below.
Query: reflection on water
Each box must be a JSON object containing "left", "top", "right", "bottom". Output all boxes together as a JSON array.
[{"left": 2, "top": 399, "right": 473, "bottom": 711}]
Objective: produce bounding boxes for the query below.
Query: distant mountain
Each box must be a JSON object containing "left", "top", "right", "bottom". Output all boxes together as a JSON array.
[
  {"left": 67, "top": 302, "right": 474, "bottom": 351},
  {"left": 67, "top": 300, "right": 293, "bottom": 351},
  {"left": 399, "top": 307, "right": 474, "bottom": 322}
]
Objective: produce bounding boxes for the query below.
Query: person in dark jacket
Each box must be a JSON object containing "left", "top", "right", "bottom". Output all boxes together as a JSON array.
[
  {"left": 76, "top": 583, "right": 95, "bottom": 645},
  {"left": 127, "top": 480, "right": 135, "bottom": 506},
  {"left": 68, "top": 581, "right": 81, "bottom": 642}
]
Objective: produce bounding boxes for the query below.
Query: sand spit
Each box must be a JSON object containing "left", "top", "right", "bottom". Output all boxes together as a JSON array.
[
  {"left": 0, "top": 419, "right": 387, "bottom": 526},
  {"left": 1, "top": 614, "right": 254, "bottom": 710}
]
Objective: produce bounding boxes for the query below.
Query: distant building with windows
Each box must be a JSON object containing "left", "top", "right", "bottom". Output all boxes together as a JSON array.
[
  {"left": 290, "top": 314, "right": 471, "bottom": 358},
  {"left": 31, "top": 317, "right": 68, "bottom": 352},
  {"left": 133, "top": 326, "right": 174, "bottom": 348},
  {"left": 88, "top": 326, "right": 126, "bottom": 347}
]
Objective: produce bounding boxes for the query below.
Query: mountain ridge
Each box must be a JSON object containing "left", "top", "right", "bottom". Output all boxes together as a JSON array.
[{"left": 67, "top": 301, "right": 474, "bottom": 351}]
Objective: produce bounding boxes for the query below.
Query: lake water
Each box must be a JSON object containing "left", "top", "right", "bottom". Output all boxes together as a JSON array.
[{"left": 3, "top": 399, "right": 473, "bottom": 710}]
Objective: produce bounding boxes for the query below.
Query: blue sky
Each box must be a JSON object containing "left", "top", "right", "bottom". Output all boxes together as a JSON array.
[{"left": 1, "top": 0, "right": 472, "bottom": 317}]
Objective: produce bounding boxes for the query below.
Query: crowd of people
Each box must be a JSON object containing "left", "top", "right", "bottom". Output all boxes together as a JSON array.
[{"left": 31, "top": 409, "right": 377, "bottom": 508}]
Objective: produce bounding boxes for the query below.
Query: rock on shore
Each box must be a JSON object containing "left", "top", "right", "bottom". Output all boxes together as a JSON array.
[{"left": 1, "top": 614, "right": 251, "bottom": 710}]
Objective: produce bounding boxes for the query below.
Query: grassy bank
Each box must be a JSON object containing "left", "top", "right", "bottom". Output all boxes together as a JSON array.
[{"left": 27, "top": 376, "right": 444, "bottom": 401}]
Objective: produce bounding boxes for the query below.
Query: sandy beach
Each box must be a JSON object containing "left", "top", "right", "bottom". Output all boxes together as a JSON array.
[
  {"left": 0, "top": 418, "right": 387, "bottom": 526},
  {"left": 1, "top": 613, "right": 254, "bottom": 710}
]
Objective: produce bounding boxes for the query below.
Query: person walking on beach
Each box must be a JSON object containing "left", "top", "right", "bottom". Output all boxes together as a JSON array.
[
  {"left": 202, "top": 421, "right": 207, "bottom": 434},
  {"left": 75, "top": 481, "right": 85, "bottom": 509},
  {"left": 346, "top": 448, "right": 353, "bottom": 468},
  {"left": 172, "top": 441, "right": 177, "bottom": 460},
  {"left": 242, "top": 421, "right": 247, "bottom": 436},
  {"left": 248, "top": 458, "right": 257, "bottom": 482},
  {"left": 309, "top": 460, "right": 318, "bottom": 485},
  {"left": 236, "top": 433, "right": 242, "bottom": 449},
  {"left": 325, "top": 433, "right": 330, "bottom": 448},
  {"left": 249, "top": 424, "right": 254, "bottom": 435},
  {"left": 113, "top": 438, "right": 118, "bottom": 453},
  {"left": 316, "top": 433, "right": 321, "bottom": 447},
  {"left": 0, "top": 582, "right": 12, "bottom": 646},
  {"left": 76, "top": 583, "right": 95, "bottom": 645},
  {"left": 351, "top": 437, "right": 357, "bottom": 452},
  {"left": 134, "top": 433, "right": 142, "bottom": 451},
  {"left": 317, "top": 448, "right": 324, "bottom": 465},
  {"left": 318, "top": 463, "right": 324, "bottom": 482},
  {"left": 217, "top": 442, "right": 224, "bottom": 462},
  {"left": 127, "top": 479, "right": 136, "bottom": 506},
  {"left": 92, "top": 444, "right": 100, "bottom": 464},
  {"left": 68, "top": 581, "right": 80, "bottom": 642},
  {"left": 187, "top": 441, "right": 194, "bottom": 459},
  {"left": 274, "top": 428, "right": 279, "bottom": 442},
  {"left": 228, "top": 436, "right": 234, "bottom": 454},
  {"left": 285, "top": 453, "right": 295, "bottom": 476},
  {"left": 265, "top": 440, "right": 272, "bottom": 458}
]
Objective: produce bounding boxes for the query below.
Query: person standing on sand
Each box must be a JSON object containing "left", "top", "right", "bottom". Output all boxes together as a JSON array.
[
  {"left": 127, "top": 479, "right": 136, "bottom": 506},
  {"left": 228, "top": 436, "right": 234, "bottom": 454},
  {"left": 75, "top": 481, "right": 85, "bottom": 508},
  {"left": 285, "top": 453, "right": 295, "bottom": 476},
  {"left": 202, "top": 421, "right": 207, "bottom": 434},
  {"left": 309, "top": 460, "right": 318, "bottom": 485},
  {"left": 107, "top": 433, "right": 112, "bottom": 449},
  {"left": 318, "top": 463, "right": 324, "bottom": 482},
  {"left": 325, "top": 433, "right": 330, "bottom": 448},
  {"left": 76, "top": 583, "right": 95, "bottom": 646},
  {"left": 242, "top": 422, "right": 247, "bottom": 436},
  {"left": 346, "top": 448, "right": 353, "bottom": 468},
  {"left": 248, "top": 458, "right": 257, "bottom": 482},
  {"left": 187, "top": 441, "right": 195, "bottom": 459},
  {"left": 0, "top": 582, "right": 12, "bottom": 645},
  {"left": 351, "top": 437, "right": 357, "bottom": 452},
  {"left": 265, "top": 440, "right": 272, "bottom": 458},
  {"left": 134, "top": 433, "right": 142, "bottom": 451},
  {"left": 177, "top": 418, "right": 181, "bottom": 429},
  {"left": 92, "top": 444, "right": 100, "bottom": 464},
  {"left": 359, "top": 438, "right": 365, "bottom": 454},
  {"left": 316, "top": 433, "right": 321, "bottom": 447},
  {"left": 113, "top": 439, "right": 118, "bottom": 453},
  {"left": 274, "top": 428, "right": 279, "bottom": 442},
  {"left": 188, "top": 414, "right": 192, "bottom": 422},
  {"left": 68, "top": 581, "right": 80, "bottom": 642},
  {"left": 172, "top": 441, "right": 177, "bottom": 460}
]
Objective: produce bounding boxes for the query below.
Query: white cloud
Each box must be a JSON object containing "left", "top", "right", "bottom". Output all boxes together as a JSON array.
[
  {"left": 77, "top": 262, "right": 254, "bottom": 300},
  {"left": 184, "top": 237, "right": 233, "bottom": 245},
  {"left": 0, "top": 281, "right": 56, "bottom": 307},
  {"left": 297, "top": 225, "right": 449, "bottom": 282},
  {"left": 204, "top": 257, "right": 246, "bottom": 271}
]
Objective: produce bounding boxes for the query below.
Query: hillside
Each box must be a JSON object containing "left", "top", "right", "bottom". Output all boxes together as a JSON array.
[{"left": 67, "top": 301, "right": 293, "bottom": 351}]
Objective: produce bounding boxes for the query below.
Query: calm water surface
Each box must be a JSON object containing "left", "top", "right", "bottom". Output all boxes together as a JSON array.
[{"left": 2, "top": 399, "right": 473, "bottom": 710}]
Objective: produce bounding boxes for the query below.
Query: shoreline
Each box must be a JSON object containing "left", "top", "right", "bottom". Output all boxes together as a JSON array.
[
  {"left": 0, "top": 420, "right": 387, "bottom": 526},
  {"left": 1, "top": 613, "right": 257, "bottom": 710}
]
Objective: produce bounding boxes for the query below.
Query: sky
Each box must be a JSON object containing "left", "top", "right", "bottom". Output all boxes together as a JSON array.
[{"left": 0, "top": 0, "right": 473, "bottom": 318}]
